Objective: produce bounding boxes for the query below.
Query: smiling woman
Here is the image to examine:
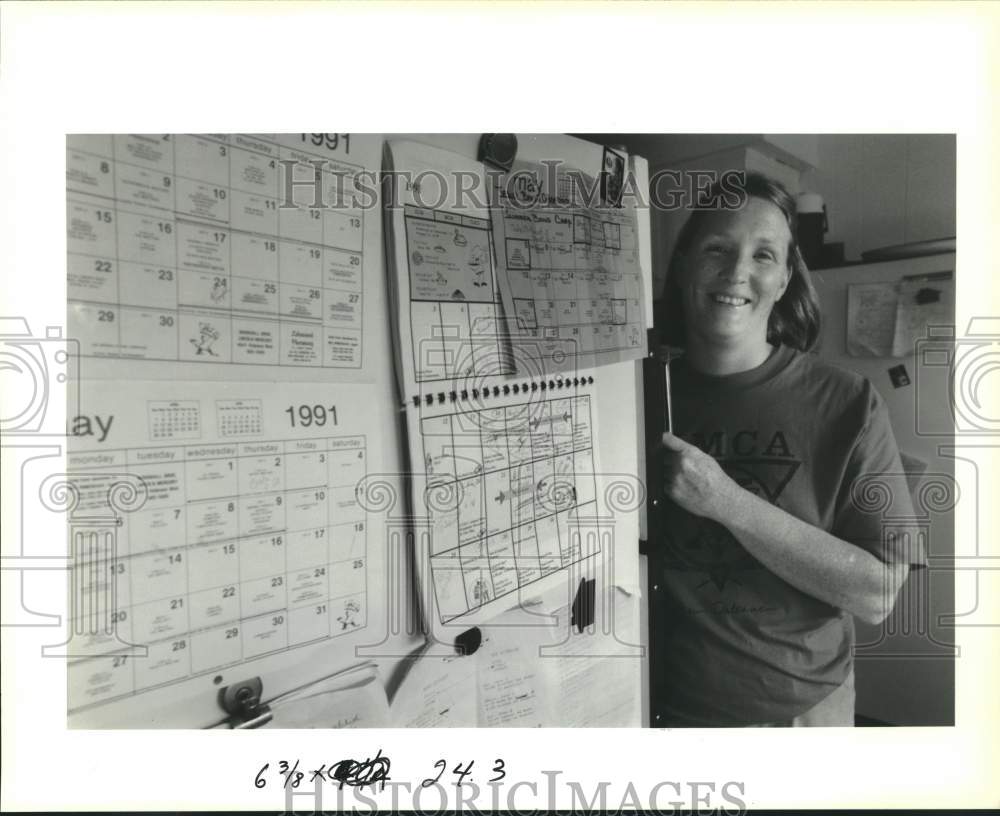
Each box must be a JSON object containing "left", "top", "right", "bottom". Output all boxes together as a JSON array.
[
  {"left": 678, "top": 198, "right": 792, "bottom": 374},
  {"left": 650, "top": 173, "right": 925, "bottom": 727}
]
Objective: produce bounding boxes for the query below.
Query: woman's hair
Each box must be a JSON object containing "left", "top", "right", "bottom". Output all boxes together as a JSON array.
[{"left": 657, "top": 172, "right": 821, "bottom": 351}]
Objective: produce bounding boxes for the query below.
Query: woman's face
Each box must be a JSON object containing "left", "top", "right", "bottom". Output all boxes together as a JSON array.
[{"left": 677, "top": 197, "right": 793, "bottom": 351}]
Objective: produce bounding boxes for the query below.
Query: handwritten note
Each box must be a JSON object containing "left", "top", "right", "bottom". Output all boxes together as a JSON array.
[
  {"left": 388, "top": 646, "right": 478, "bottom": 727},
  {"left": 847, "top": 283, "right": 898, "bottom": 357}
]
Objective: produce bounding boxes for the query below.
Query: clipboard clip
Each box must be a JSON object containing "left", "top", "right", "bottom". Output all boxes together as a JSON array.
[{"left": 220, "top": 676, "right": 273, "bottom": 729}]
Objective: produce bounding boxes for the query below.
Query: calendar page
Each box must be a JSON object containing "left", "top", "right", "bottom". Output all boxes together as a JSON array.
[
  {"left": 66, "top": 134, "right": 379, "bottom": 378},
  {"left": 64, "top": 379, "right": 384, "bottom": 724},
  {"left": 384, "top": 140, "right": 515, "bottom": 397},
  {"left": 403, "top": 375, "right": 605, "bottom": 637},
  {"left": 489, "top": 157, "right": 648, "bottom": 370}
]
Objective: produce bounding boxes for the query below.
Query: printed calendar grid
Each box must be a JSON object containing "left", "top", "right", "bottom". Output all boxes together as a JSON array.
[
  {"left": 66, "top": 434, "right": 368, "bottom": 712},
  {"left": 66, "top": 134, "right": 366, "bottom": 368}
]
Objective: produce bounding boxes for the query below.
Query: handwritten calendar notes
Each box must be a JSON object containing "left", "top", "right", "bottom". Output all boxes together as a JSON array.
[
  {"left": 65, "top": 382, "right": 378, "bottom": 714},
  {"left": 66, "top": 134, "right": 375, "bottom": 369},
  {"left": 385, "top": 141, "right": 512, "bottom": 391},
  {"left": 404, "top": 205, "right": 508, "bottom": 384},
  {"left": 414, "top": 391, "right": 600, "bottom": 625},
  {"left": 490, "top": 166, "right": 648, "bottom": 370},
  {"left": 406, "top": 208, "right": 494, "bottom": 303}
]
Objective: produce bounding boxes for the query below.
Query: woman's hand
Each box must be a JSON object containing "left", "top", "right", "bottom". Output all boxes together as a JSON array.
[{"left": 660, "top": 432, "right": 739, "bottom": 522}]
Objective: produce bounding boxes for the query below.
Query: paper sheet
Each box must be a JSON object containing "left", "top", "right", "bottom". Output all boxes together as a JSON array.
[
  {"left": 846, "top": 283, "right": 898, "bottom": 357},
  {"left": 387, "top": 645, "right": 479, "bottom": 727},
  {"left": 66, "top": 133, "right": 380, "bottom": 374},
  {"left": 384, "top": 140, "right": 513, "bottom": 396},
  {"left": 845, "top": 273, "right": 954, "bottom": 358},
  {"left": 892, "top": 274, "right": 955, "bottom": 356},
  {"left": 477, "top": 627, "right": 544, "bottom": 727},
  {"left": 536, "top": 588, "right": 643, "bottom": 727},
  {"left": 405, "top": 381, "right": 605, "bottom": 635},
  {"left": 489, "top": 157, "right": 649, "bottom": 372},
  {"left": 65, "top": 379, "right": 382, "bottom": 718},
  {"left": 388, "top": 588, "right": 642, "bottom": 727}
]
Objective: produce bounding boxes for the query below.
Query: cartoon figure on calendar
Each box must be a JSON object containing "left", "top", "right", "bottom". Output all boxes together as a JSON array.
[
  {"left": 472, "top": 577, "right": 491, "bottom": 606},
  {"left": 469, "top": 246, "right": 489, "bottom": 288},
  {"left": 453, "top": 227, "right": 468, "bottom": 247},
  {"left": 338, "top": 599, "right": 361, "bottom": 630},
  {"left": 190, "top": 323, "right": 220, "bottom": 357}
]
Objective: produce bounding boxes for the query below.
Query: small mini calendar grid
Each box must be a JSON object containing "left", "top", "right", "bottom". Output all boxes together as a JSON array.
[
  {"left": 148, "top": 400, "right": 201, "bottom": 440},
  {"left": 217, "top": 399, "right": 263, "bottom": 437}
]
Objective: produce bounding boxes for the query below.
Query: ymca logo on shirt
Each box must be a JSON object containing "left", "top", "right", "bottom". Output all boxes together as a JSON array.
[{"left": 662, "top": 428, "right": 801, "bottom": 591}]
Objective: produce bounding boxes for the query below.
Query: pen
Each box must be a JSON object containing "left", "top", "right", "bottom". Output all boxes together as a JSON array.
[{"left": 663, "top": 353, "right": 673, "bottom": 434}]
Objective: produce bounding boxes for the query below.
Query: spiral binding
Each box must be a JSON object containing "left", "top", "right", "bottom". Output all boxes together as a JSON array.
[{"left": 409, "top": 376, "right": 596, "bottom": 408}]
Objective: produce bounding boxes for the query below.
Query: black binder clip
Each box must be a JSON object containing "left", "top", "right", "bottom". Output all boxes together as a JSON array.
[
  {"left": 478, "top": 134, "right": 518, "bottom": 173},
  {"left": 219, "top": 676, "right": 272, "bottom": 729},
  {"left": 571, "top": 578, "right": 596, "bottom": 633},
  {"left": 454, "top": 626, "right": 482, "bottom": 656}
]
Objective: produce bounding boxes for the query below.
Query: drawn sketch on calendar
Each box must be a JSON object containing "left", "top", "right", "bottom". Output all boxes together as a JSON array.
[
  {"left": 403, "top": 204, "right": 511, "bottom": 384},
  {"left": 385, "top": 140, "right": 526, "bottom": 394}
]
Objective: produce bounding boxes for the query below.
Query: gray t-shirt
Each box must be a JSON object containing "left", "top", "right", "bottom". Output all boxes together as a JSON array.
[{"left": 651, "top": 345, "right": 924, "bottom": 726}]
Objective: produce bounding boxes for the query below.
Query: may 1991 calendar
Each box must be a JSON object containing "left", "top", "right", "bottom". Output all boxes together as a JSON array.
[{"left": 64, "top": 380, "right": 381, "bottom": 715}]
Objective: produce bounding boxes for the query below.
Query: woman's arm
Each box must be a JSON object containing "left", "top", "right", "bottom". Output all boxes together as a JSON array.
[{"left": 660, "top": 432, "right": 909, "bottom": 625}]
